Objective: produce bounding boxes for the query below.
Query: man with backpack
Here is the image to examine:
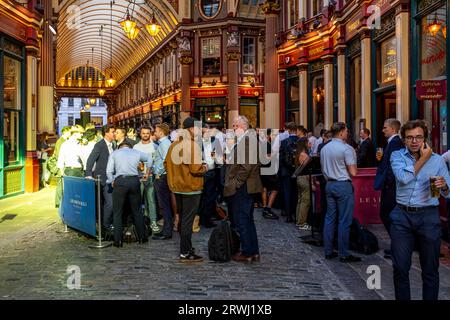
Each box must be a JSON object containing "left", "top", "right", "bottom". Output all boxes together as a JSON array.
[
  {"left": 224, "top": 116, "right": 263, "bottom": 263},
  {"left": 279, "top": 122, "right": 300, "bottom": 223}
]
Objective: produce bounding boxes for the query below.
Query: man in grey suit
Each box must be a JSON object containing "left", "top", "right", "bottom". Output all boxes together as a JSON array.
[
  {"left": 85, "top": 125, "right": 116, "bottom": 230},
  {"left": 224, "top": 116, "right": 263, "bottom": 263}
]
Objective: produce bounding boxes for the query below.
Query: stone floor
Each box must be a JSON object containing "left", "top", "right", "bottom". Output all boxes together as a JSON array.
[{"left": 1, "top": 187, "right": 450, "bottom": 300}]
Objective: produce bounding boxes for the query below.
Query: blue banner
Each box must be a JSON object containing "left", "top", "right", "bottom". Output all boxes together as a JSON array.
[{"left": 61, "top": 176, "right": 97, "bottom": 237}]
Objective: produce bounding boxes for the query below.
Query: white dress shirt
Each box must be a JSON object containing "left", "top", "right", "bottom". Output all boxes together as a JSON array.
[{"left": 57, "top": 138, "right": 83, "bottom": 170}]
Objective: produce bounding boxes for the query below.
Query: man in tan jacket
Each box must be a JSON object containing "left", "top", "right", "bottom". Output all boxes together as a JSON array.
[
  {"left": 165, "top": 117, "right": 208, "bottom": 262},
  {"left": 224, "top": 116, "right": 263, "bottom": 263}
]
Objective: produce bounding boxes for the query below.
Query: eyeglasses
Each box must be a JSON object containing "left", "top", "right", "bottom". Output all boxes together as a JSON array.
[{"left": 405, "top": 135, "right": 425, "bottom": 142}]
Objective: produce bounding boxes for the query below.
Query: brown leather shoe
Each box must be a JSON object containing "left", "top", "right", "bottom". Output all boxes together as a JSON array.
[
  {"left": 232, "top": 253, "right": 252, "bottom": 263},
  {"left": 252, "top": 254, "right": 261, "bottom": 262}
]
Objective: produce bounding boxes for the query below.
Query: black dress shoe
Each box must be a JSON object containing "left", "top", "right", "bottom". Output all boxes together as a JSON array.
[
  {"left": 325, "top": 252, "right": 338, "bottom": 260},
  {"left": 138, "top": 238, "right": 149, "bottom": 244},
  {"left": 340, "top": 255, "right": 362, "bottom": 263},
  {"left": 152, "top": 234, "right": 172, "bottom": 240},
  {"left": 113, "top": 241, "right": 123, "bottom": 248}
]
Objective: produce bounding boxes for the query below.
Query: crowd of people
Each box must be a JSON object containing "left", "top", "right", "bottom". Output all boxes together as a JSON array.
[{"left": 41, "top": 115, "right": 450, "bottom": 300}]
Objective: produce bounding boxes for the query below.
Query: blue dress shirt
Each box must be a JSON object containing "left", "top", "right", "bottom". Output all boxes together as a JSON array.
[
  {"left": 391, "top": 148, "right": 450, "bottom": 207},
  {"left": 153, "top": 136, "right": 171, "bottom": 175},
  {"left": 106, "top": 147, "right": 150, "bottom": 184}
]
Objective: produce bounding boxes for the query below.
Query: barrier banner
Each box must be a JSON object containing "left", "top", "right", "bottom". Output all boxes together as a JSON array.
[
  {"left": 352, "top": 168, "right": 382, "bottom": 225},
  {"left": 61, "top": 176, "right": 97, "bottom": 237}
]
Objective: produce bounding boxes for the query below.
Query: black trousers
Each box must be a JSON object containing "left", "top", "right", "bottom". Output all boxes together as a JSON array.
[
  {"left": 281, "top": 176, "right": 298, "bottom": 221},
  {"left": 101, "top": 182, "right": 114, "bottom": 228},
  {"left": 380, "top": 186, "right": 397, "bottom": 236},
  {"left": 200, "top": 170, "right": 217, "bottom": 225},
  {"left": 176, "top": 193, "right": 202, "bottom": 255},
  {"left": 112, "top": 176, "right": 146, "bottom": 242}
]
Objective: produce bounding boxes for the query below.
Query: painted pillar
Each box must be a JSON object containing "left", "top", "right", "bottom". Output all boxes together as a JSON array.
[
  {"left": 178, "top": 35, "right": 193, "bottom": 124},
  {"left": 396, "top": 8, "right": 410, "bottom": 124},
  {"left": 337, "top": 48, "right": 347, "bottom": 122},
  {"left": 38, "top": 0, "right": 55, "bottom": 134},
  {"left": 360, "top": 30, "right": 372, "bottom": 132},
  {"left": 298, "top": 64, "right": 308, "bottom": 126},
  {"left": 323, "top": 57, "right": 334, "bottom": 130},
  {"left": 262, "top": 2, "right": 281, "bottom": 129},
  {"left": 226, "top": 28, "right": 241, "bottom": 128},
  {"left": 25, "top": 27, "right": 40, "bottom": 193}
]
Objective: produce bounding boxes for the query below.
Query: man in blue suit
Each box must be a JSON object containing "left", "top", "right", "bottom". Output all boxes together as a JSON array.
[{"left": 374, "top": 119, "right": 404, "bottom": 259}]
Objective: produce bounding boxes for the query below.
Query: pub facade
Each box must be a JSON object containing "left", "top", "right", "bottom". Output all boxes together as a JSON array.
[{"left": 278, "top": 0, "right": 450, "bottom": 151}]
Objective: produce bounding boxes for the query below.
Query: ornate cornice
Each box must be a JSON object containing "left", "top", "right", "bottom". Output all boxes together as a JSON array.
[
  {"left": 260, "top": 1, "right": 281, "bottom": 16},
  {"left": 226, "top": 51, "right": 241, "bottom": 61},
  {"left": 179, "top": 56, "right": 194, "bottom": 65}
]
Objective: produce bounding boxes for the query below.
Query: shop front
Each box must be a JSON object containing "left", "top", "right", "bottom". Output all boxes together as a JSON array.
[
  {"left": 191, "top": 88, "right": 227, "bottom": 128},
  {"left": 285, "top": 67, "right": 300, "bottom": 125},
  {"left": 239, "top": 87, "right": 262, "bottom": 129},
  {"left": 372, "top": 10, "right": 398, "bottom": 146},
  {"left": 162, "top": 103, "right": 180, "bottom": 129},
  {"left": 309, "top": 60, "right": 325, "bottom": 137},
  {"left": 0, "top": 34, "right": 26, "bottom": 198},
  {"left": 412, "top": 0, "right": 449, "bottom": 153}
]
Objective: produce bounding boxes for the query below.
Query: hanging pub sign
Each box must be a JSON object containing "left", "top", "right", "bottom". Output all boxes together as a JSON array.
[{"left": 416, "top": 80, "right": 446, "bottom": 100}]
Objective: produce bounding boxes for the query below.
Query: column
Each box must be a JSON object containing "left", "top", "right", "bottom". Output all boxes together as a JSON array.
[
  {"left": 179, "top": 55, "right": 193, "bottom": 124},
  {"left": 298, "top": 64, "right": 308, "bottom": 126},
  {"left": 25, "top": 28, "right": 40, "bottom": 193},
  {"left": 360, "top": 30, "right": 372, "bottom": 132},
  {"left": 226, "top": 51, "right": 240, "bottom": 128},
  {"left": 337, "top": 48, "right": 346, "bottom": 122},
  {"left": 262, "top": 2, "right": 281, "bottom": 129},
  {"left": 38, "top": 0, "right": 55, "bottom": 134},
  {"left": 396, "top": 9, "right": 410, "bottom": 124},
  {"left": 323, "top": 56, "right": 334, "bottom": 130}
]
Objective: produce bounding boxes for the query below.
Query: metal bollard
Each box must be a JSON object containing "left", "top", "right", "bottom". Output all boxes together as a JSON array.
[{"left": 89, "top": 175, "right": 112, "bottom": 249}]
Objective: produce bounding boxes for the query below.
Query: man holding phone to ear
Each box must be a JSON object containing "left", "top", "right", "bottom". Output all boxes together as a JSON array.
[{"left": 390, "top": 120, "right": 450, "bottom": 300}]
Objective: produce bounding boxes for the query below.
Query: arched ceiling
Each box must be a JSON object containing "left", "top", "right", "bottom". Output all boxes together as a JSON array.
[{"left": 56, "top": 0, "right": 180, "bottom": 87}]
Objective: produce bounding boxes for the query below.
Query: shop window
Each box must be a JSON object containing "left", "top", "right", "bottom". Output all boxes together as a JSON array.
[
  {"left": 68, "top": 115, "right": 74, "bottom": 126},
  {"left": 3, "top": 111, "right": 20, "bottom": 166},
  {"left": 3, "top": 56, "right": 21, "bottom": 110},
  {"left": 68, "top": 98, "right": 74, "bottom": 107},
  {"left": 380, "top": 36, "right": 397, "bottom": 84},
  {"left": 311, "top": 0, "right": 323, "bottom": 17},
  {"left": 311, "top": 75, "right": 324, "bottom": 136},
  {"left": 202, "top": 37, "right": 221, "bottom": 75},
  {"left": 420, "top": 6, "right": 447, "bottom": 80},
  {"left": 289, "top": 0, "right": 298, "bottom": 27},
  {"left": 242, "top": 37, "right": 256, "bottom": 74}
]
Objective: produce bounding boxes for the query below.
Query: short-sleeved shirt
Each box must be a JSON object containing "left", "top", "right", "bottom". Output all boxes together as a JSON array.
[{"left": 320, "top": 138, "right": 357, "bottom": 181}]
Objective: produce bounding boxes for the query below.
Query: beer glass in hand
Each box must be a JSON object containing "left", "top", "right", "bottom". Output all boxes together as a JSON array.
[{"left": 430, "top": 176, "right": 441, "bottom": 198}]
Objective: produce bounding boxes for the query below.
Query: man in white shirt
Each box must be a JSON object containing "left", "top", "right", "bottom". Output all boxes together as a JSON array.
[
  {"left": 134, "top": 126, "right": 159, "bottom": 233},
  {"left": 57, "top": 126, "right": 84, "bottom": 178}
]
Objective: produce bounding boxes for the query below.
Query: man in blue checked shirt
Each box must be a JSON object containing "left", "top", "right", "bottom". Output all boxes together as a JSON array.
[{"left": 390, "top": 120, "right": 450, "bottom": 300}]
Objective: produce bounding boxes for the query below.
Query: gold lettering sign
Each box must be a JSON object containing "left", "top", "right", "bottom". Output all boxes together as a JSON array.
[{"left": 309, "top": 46, "right": 324, "bottom": 58}]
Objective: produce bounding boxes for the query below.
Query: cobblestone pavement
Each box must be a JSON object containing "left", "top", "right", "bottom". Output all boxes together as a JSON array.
[{"left": 1, "top": 188, "right": 450, "bottom": 300}]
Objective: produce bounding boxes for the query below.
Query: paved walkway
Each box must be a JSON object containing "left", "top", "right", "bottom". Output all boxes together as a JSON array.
[{"left": 1, "top": 188, "right": 450, "bottom": 300}]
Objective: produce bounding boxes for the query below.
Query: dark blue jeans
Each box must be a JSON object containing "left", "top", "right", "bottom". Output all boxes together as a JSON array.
[
  {"left": 229, "top": 183, "right": 259, "bottom": 257},
  {"left": 390, "top": 205, "right": 441, "bottom": 300},
  {"left": 281, "top": 176, "right": 298, "bottom": 220},
  {"left": 323, "top": 181, "right": 354, "bottom": 257},
  {"left": 154, "top": 174, "right": 173, "bottom": 237}
]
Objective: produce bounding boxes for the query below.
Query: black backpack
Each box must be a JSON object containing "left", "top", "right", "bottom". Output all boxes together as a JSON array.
[
  {"left": 282, "top": 137, "right": 299, "bottom": 169},
  {"left": 208, "top": 220, "right": 240, "bottom": 262},
  {"left": 349, "top": 218, "right": 379, "bottom": 255}
]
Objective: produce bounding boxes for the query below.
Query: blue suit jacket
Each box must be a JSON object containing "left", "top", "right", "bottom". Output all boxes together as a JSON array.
[{"left": 374, "top": 135, "right": 404, "bottom": 191}]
